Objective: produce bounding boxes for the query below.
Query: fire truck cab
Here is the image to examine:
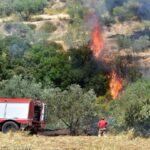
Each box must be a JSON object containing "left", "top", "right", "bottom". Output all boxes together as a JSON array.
[{"left": 0, "top": 98, "right": 47, "bottom": 133}]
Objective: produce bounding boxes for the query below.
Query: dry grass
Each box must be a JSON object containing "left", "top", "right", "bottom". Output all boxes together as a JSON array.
[
  {"left": 0, "top": 132, "right": 150, "bottom": 150},
  {"left": 105, "top": 21, "right": 150, "bottom": 41},
  {"left": 44, "top": 8, "right": 68, "bottom": 15}
]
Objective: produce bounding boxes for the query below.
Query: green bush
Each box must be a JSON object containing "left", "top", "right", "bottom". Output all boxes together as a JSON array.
[
  {"left": 4, "top": 22, "right": 30, "bottom": 35},
  {"left": 0, "top": 0, "right": 13, "bottom": 16},
  {"left": 110, "top": 78, "right": 150, "bottom": 136},
  {"left": 105, "top": 0, "right": 127, "bottom": 13},
  {"left": 0, "top": 75, "right": 43, "bottom": 100},
  {"left": 116, "top": 35, "right": 132, "bottom": 48},
  {"left": 0, "top": 0, "right": 48, "bottom": 20},
  {"left": 27, "top": 24, "right": 37, "bottom": 30},
  {"left": 43, "top": 84, "right": 98, "bottom": 135},
  {"left": 132, "top": 35, "right": 150, "bottom": 51},
  {"left": 40, "top": 22, "right": 57, "bottom": 33},
  {"left": 101, "top": 16, "right": 116, "bottom": 27},
  {"left": 113, "top": 1, "right": 140, "bottom": 21},
  {"left": 116, "top": 34, "right": 150, "bottom": 51},
  {"left": 67, "top": 0, "right": 86, "bottom": 19},
  {"left": 126, "top": 67, "right": 142, "bottom": 82}
]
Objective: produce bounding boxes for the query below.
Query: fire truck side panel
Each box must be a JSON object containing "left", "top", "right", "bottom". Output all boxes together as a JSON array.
[
  {"left": 0, "top": 103, "right": 6, "bottom": 119},
  {"left": 5, "top": 103, "right": 29, "bottom": 119}
]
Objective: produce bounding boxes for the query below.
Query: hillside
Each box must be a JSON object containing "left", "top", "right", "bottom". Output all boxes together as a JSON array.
[
  {"left": 104, "top": 21, "right": 150, "bottom": 76},
  {"left": 1, "top": 0, "right": 149, "bottom": 76},
  {"left": 0, "top": 0, "right": 150, "bottom": 141},
  {"left": 0, "top": 0, "right": 69, "bottom": 41}
]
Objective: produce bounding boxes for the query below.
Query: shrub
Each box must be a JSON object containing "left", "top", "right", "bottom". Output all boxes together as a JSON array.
[
  {"left": 116, "top": 35, "right": 132, "bottom": 48},
  {"left": 4, "top": 22, "right": 30, "bottom": 36},
  {"left": 0, "top": 0, "right": 13, "bottom": 16},
  {"left": 27, "top": 24, "right": 37, "bottom": 30},
  {"left": 116, "top": 30, "right": 150, "bottom": 51},
  {"left": 126, "top": 67, "right": 142, "bottom": 82},
  {"left": 101, "top": 16, "right": 116, "bottom": 27},
  {"left": 132, "top": 35, "right": 150, "bottom": 51},
  {"left": 40, "top": 22, "right": 57, "bottom": 33},
  {"left": 0, "top": 0, "right": 48, "bottom": 20},
  {"left": 138, "top": 0, "right": 150, "bottom": 20},
  {"left": 5, "top": 36, "right": 30, "bottom": 57},
  {"left": 110, "top": 78, "right": 150, "bottom": 136},
  {"left": 44, "top": 84, "right": 98, "bottom": 135},
  {"left": 0, "top": 75, "right": 43, "bottom": 100},
  {"left": 105, "top": 0, "right": 127, "bottom": 13},
  {"left": 113, "top": 1, "right": 140, "bottom": 21},
  {"left": 67, "top": 1, "right": 86, "bottom": 19}
]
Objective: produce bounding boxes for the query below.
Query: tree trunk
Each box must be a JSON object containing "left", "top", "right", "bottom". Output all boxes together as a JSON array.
[{"left": 69, "top": 127, "right": 77, "bottom": 136}]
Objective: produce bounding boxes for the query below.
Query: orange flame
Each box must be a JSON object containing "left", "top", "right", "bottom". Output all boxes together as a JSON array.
[
  {"left": 109, "top": 71, "right": 123, "bottom": 99},
  {"left": 88, "top": 14, "right": 123, "bottom": 99},
  {"left": 90, "top": 24, "right": 104, "bottom": 58}
]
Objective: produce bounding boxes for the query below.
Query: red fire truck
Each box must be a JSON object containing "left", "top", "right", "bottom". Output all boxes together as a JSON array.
[{"left": 0, "top": 98, "right": 47, "bottom": 133}]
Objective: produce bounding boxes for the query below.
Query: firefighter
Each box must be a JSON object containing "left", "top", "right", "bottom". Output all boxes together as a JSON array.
[{"left": 98, "top": 117, "right": 108, "bottom": 137}]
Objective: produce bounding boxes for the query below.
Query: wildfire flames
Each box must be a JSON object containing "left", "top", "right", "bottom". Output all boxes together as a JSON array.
[
  {"left": 89, "top": 14, "right": 123, "bottom": 99},
  {"left": 90, "top": 24, "right": 104, "bottom": 58},
  {"left": 109, "top": 71, "right": 123, "bottom": 99}
]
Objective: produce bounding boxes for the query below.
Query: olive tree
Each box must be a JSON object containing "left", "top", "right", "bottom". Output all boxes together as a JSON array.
[
  {"left": 0, "top": 0, "right": 48, "bottom": 20},
  {"left": 0, "top": 75, "right": 43, "bottom": 100},
  {"left": 43, "top": 84, "right": 98, "bottom": 135},
  {"left": 110, "top": 78, "right": 150, "bottom": 135},
  {"left": 13, "top": 0, "right": 48, "bottom": 20}
]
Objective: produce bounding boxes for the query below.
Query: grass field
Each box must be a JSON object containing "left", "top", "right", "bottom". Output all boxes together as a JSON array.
[{"left": 0, "top": 132, "right": 150, "bottom": 150}]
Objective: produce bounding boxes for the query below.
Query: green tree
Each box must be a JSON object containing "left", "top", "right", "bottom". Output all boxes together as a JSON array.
[
  {"left": 116, "top": 35, "right": 132, "bottom": 49},
  {"left": 0, "top": 75, "right": 43, "bottom": 100},
  {"left": 132, "top": 35, "right": 150, "bottom": 52},
  {"left": 113, "top": 1, "right": 140, "bottom": 21},
  {"left": 24, "top": 42, "right": 72, "bottom": 88},
  {"left": 69, "top": 46, "right": 109, "bottom": 96},
  {"left": 105, "top": 0, "right": 127, "bottom": 14},
  {"left": 47, "top": 84, "right": 98, "bottom": 135},
  {"left": 110, "top": 78, "right": 150, "bottom": 135},
  {"left": 5, "top": 36, "right": 30, "bottom": 57},
  {"left": 23, "top": 44, "right": 109, "bottom": 95},
  {"left": 14, "top": 0, "right": 48, "bottom": 20},
  {"left": 0, "top": 51, "right": 10, "bottom": 80},
  {"left": 0, "top": 0, "right": 48, "bottom": 20},
  {"left": 0, "top": 0, "right": 13, "bottom": 16},
  {"left": 0, "top": 38, "right": 15, "bottom": 80}
]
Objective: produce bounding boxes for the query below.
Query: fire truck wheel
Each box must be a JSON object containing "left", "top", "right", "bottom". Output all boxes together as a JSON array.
[{"left": 2, "top": 121, "right": 19, "bottom": 133}]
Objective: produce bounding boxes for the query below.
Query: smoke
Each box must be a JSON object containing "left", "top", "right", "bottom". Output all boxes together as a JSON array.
[
  {"left": 72, "top": 0, "right": 150, "bottom": 79},
  {"left": 105, "top": 0, "right": 127, "bottom": 12},
  {"left": 140, "top": 66, "right": 150, "bottom": 78},
  {"left": 76, "top": 0, "right": 107, "bottom": 18},
  {"left": 79, "top": 0, "right": 150, "bottom": 21},
  {"left": 85, "top": 12, "right": 100, "bottom": 31},
  {"left": 138, "top": 0, "right": 150, "bottom": 20}
]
